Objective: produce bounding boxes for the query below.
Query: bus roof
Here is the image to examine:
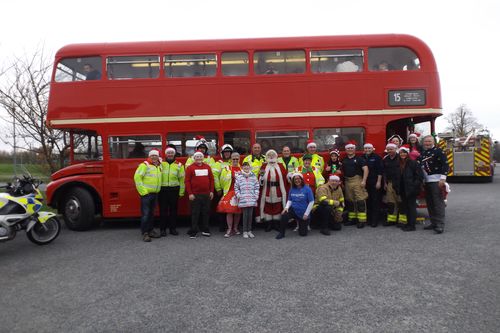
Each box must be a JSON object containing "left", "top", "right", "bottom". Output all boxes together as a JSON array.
[{"left": 56, "top": 34, "right": 433, "bottom": 58}]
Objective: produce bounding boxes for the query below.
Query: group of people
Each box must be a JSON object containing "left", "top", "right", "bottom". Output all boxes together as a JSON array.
[{"left": 134, "top": 134, "right": 449, "bottom": 242}]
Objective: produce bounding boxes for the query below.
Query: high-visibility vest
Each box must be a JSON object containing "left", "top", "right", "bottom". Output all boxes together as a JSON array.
[
  {"left": 212, "top": 159, "right": 230, "bottom": 192},
  {"left": 278, "top": 156, "right": 299, "bottom": 173},
  {"left": 220, "top": 165, "right": 240, "bottom": 195},
  {"left": 160, "top": 160, "right": 185, "bottom": 196},
  {"left": 185, "top": 156, "right": 216, "bottom": 169},
  {"left": 242, "top": 155, "right": 265, "bottom": 177},
  {"left": 299, "top": 154, "right": 325, "bottom": 173},
  {"left": 134, "top": 161, "right": 162, "bottom": 196},
  {"left": 295, "top": 165, "right": 325, "bottom": 192}
]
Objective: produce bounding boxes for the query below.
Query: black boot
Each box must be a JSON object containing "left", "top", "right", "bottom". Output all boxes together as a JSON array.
[
  {"left": 402, "top": 225, "right": 416, "bottom": 232},
  {"left": 265, "top": 221, "right": 273, "bottom": 232}
]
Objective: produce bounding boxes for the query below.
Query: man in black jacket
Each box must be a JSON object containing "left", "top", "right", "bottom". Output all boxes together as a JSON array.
[
  {"left": 362, "top": 143, "right": 383, "bottom": 227},
  {"left": 418, "top": 135, "right": 449, "bottom": 234}
]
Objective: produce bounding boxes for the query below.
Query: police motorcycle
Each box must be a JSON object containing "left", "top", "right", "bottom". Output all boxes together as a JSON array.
[{"left": 0, "top": 172, "right": 60, "bottom": 245}]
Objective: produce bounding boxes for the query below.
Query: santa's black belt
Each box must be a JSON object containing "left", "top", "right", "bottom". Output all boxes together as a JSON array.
[{"left": 267, "top": 181, "right": 279, "bottom": 186}]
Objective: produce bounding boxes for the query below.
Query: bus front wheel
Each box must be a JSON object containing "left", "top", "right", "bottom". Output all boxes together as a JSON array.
[{"left": 62, "top": 187, "right": 96, "bottom": 231}]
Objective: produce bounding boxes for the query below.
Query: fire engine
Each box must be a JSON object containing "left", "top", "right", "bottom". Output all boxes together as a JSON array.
[{"left": 437, "top": 130, "right": 494, "bottom": 182}]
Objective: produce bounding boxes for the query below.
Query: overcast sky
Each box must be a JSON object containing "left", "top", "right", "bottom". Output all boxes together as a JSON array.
[{"left": 1, "top": 0, "right": 499, "bottom": 151}]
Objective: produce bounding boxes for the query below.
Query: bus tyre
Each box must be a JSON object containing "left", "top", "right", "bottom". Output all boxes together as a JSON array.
[
  {"left": 62, "top": 187, "right": 96, "bottom": 231},
  {"left": 27, "top": 217, "right": 61, "bottom": 245}
]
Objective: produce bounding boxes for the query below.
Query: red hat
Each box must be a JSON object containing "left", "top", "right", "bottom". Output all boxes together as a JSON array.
[
  {"left": 195, "top": 135, "right": 205, "bottom": 140},
  {"left": 193, "top": 150, "right": 204, "bottom": 158},
  {"left": 345, "top": 140, "right": 357, "bottom": 149},
  {"left": 399, "top": 144, "right": 411, "bottom": 153},
  {"left": 329, "top": 148, "right": 340, "bottom": 156},
  {"left": 306, "top": 139, "right": 317, "bottom": 149},
  {"left": 148, "top": 149, "right": 160, "bottom": 157}
]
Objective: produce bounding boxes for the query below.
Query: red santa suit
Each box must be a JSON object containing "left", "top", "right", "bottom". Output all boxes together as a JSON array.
[{"left": 259, "top": 151, "right": 288, "bottom": 221}]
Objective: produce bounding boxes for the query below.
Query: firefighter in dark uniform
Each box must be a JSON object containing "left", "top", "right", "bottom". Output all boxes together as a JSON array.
[
  {"left": 383, "top": 143, "right": 402, "bottom": 226},
  {"left": 362, "top": 143, "right": 383, "bottom": 227},
  {"left": 341, "top": 142, "right": 369, "bottom": 228},
  {"left": 418, "top": 135, "right": 449, "bottom": 234}
]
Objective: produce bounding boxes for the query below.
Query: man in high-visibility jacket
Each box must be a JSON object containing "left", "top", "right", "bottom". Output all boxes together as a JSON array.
[
  {"left": 314, "top": 174, "right": 344, "bottom": 235},
  {"left": 213, "top": 144, "right": 234, "bottom": 195},
  {"left": 185, "top": 138, "right": 216, "bottom": 168},
  {"left": 134, "top": 149, "right": 162, "bottom": 242},
  {"left": 242, "top": 143, "right": 266, "bottom": 177},
  {"left": 159, "top": 147, "right": 185, "bottom": 237},
  {"left": 295, "top": 154, "right": 325, "bottom": 194},
  {"left": 299, "top": 140, "right": 325, "bottom": 173},
  {"left": 278, "top": 145, "right": 299, "bottom": 173}
]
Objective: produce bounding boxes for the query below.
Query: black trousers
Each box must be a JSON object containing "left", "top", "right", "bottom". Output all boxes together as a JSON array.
[
  {"left": 280, "top": 207, "right": 308, "bottom": 236},
  {"left": 158, "top": 186, "right": 180, "bottom": 231},
  {"left": 316, "top": 204, "right": 342, "bottom": 231},
  {"left": 425, "top": 182, "right": 445, "bottom": 228},
  {"left": 366, "top": 181, "right": 381, "bottom": 225},
  {"left": 190, "top": 194, "right": 210, "bottom": 234},
  {"left": 400, "top": 194, "right": 417, "bottom": 228}
]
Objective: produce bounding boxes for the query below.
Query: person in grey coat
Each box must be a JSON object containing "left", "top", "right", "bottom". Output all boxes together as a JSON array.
[{"left": 234, "top": 162, "right": 260, "bottom": 238}]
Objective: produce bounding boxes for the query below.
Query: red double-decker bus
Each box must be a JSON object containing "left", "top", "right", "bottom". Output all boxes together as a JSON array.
[{"left": 46, "top": 34, "right": 441, "bottom": 230}]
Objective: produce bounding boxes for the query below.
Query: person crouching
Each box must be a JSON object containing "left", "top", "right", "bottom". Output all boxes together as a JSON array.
[
  {"left": 314, "top": 175, "right": 345, "bottom": 235},
  {"left": 276, "top": 173, "right": 315, "bottom": 239}
]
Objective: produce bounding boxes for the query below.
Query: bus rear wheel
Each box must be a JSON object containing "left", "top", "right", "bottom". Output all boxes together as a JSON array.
[{"left": 62, "top": 187, "right": 96, "bottom": 231}]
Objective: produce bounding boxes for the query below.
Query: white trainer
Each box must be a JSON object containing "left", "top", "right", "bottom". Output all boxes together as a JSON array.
[
  {"left": 243, "top": 232, "right": 249, "bottom": 239},
  {"left": 248, "top": 231, "right": 255, "bottom": 238}
]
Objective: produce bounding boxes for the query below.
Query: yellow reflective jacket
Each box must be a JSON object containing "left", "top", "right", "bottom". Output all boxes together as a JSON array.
[
  {"left": 185, "top": 156, "right": 216, "bottom": 169},
  {"left": 242, "top": 154, "right": 266, "bottom": 177},
  {"left": 213, "top": 159, "right": 230, "bottom": 193},
  {"left": 220, "top": 165, "right": 240, "bottom": 195},
  {"left": 278, "top": 156, "right": 299, "bottom": 173},
  {"left": 160, "top": 160, "right": 185, "bottom": 196},
  {"left": 134, "top": 161, "right": 162, "bottom": 196},
  {"left": 299, "top": 154, "right": 325, "bottom": 173}
]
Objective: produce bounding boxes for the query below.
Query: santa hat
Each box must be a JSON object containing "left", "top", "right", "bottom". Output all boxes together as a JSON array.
[
  {"left": 329, "top": 175, "right": 340, "bottom": 181},
  {"left": 291, "top": 172, "right": 304, "bottom": 180},
  {"left": 193, "top": 150, "right": 204, "bottom": 158},
  {"left": 329, "top": 148, "right": 340, "bottom": 156},
  {"left": 363, "top": 143, "right": 374, "bottom": 149},
  {"left": 408, "top": 133, "right": 418, "bottom": 139},
  {"left": 399, "top": 144, "right": 411, "bottom": 153},
  {"left": 148, "top": 149, "right": 160, "bottom": 157},
  {"left": 388, "top": 134, "right": 403, "bottom": 144},
  {"left": 306, "top": 140, "right": 317, "bottom": 149},
  {"left": 386, "top": 143, "right": 398, "bottom": 150},
  {"left": 345, "top": 140, "right": 357, "bottom": 149},
  {"left": 165, "top": 147, "right": 176, "bottom": 154}
]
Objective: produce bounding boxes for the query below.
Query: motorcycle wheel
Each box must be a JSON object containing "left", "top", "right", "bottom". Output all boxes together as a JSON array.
[{"left": 27, "top": 217, "right": 61, "bottom": 245}]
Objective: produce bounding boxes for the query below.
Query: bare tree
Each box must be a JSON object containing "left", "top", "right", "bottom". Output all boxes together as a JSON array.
[
  {"left": 445, "top": 104, "right": 483, "bottom": 137},
  {"left": 0, "top": 49, "right": 70, "bottom": 173}
]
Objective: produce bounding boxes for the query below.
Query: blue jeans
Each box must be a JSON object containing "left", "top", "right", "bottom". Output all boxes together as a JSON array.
[{"left": 140, "top": 193, "right": 157, "bottom": 234}]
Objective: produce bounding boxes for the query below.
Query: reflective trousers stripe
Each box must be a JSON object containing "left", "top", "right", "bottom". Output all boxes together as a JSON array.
[
  {"left": 387, "top": 214, "right": 397, "bottom": 222},
  {"left": 357, "top": 212, "right": 367, "bottom": 222}
]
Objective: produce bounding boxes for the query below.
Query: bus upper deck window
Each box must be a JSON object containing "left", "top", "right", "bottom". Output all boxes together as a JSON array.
[
  {"left": 221, "top": 52, "right": 249, "bottom": 76},
  {"left": 368, "top": 47, "right": 421, "bottom": 71},
  {"left": 55, "top": 56, "right": 102, "bottom": 82},
  {"left": 107, "top": 55, "right": 160, "bottom": 80},
  {"left": 164, "top": 54, "right": 217, "bottom": 78},
  {"left": 254, "top": 50, "right": 305, "bottom": 75},
  {"left": 310, "top": 50, "right": 364, "bottom": 73}
]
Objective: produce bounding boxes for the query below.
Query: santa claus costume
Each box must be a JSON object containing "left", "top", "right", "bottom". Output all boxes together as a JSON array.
[{"left": 259, "top": 149, "right": 288, "bottom": 231}]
